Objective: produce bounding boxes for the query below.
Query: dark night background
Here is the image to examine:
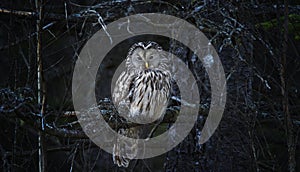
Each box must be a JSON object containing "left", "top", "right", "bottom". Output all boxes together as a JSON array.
[{"left": 0, "top": 0, "right": 299, "bottom": 171}]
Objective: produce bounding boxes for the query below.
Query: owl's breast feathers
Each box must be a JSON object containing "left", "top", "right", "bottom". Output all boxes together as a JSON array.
[{"left": 127, "top": 69, "right": 171, "bottom": 121}]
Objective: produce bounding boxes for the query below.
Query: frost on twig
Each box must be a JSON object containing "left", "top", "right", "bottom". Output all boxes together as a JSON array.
[{"left": 81, "top": 10, "right": 113, "bottom": 44}]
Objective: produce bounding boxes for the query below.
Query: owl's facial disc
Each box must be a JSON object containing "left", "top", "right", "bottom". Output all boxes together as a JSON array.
[{"left": 131, "top": 48, "right": 163, "bottom": 70}]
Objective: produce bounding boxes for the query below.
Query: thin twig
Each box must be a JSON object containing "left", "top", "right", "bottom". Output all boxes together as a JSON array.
[{"left": 35, "top": 0, "right": 46, "bottom": 171}]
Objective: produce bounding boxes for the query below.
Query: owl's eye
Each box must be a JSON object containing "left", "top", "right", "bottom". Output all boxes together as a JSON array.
[
  {"left": 136, "top": 56, "right": 142, "bottom": 60},
  {"left": 148, "top": 55, "right": 154, "bottom": 60}
]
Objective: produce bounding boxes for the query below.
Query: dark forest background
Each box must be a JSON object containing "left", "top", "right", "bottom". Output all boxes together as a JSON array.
[{"left": 0, "top": 0, "right": 299, "bottom": 171}]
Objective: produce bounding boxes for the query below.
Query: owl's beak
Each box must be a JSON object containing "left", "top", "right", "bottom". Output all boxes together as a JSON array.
[{"left": 145, "top": 62, "right": 149, "bottom": 69}]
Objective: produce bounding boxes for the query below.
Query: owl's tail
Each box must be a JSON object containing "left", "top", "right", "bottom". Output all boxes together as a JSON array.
[
  {"left": 112, "top": 128, "right": 139, "bottom": 167},
  {"left": 112, "top": 143, "right": 130, "bottom": 167}
]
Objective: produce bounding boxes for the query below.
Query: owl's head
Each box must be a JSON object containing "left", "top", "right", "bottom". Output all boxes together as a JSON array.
[{"left": 126, "top": 41, "right": 170, "bottom": 72}]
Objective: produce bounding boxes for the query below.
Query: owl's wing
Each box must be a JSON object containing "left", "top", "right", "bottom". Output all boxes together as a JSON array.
[
  {"left": 112, "top": 70, "right": 139, "bottom": 167},
  {"left": 112, "top": 70, "right": 136, "bottom": 110}
]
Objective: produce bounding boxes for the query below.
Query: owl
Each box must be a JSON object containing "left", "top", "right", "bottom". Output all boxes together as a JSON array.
[{"left": 112, "top": 41, "right": 172, "bottom": 167}]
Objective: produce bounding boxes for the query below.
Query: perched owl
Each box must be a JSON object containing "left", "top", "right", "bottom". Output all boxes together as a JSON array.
[{"left": 112, "top": 41, "right": 172, "bottom": 167}]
